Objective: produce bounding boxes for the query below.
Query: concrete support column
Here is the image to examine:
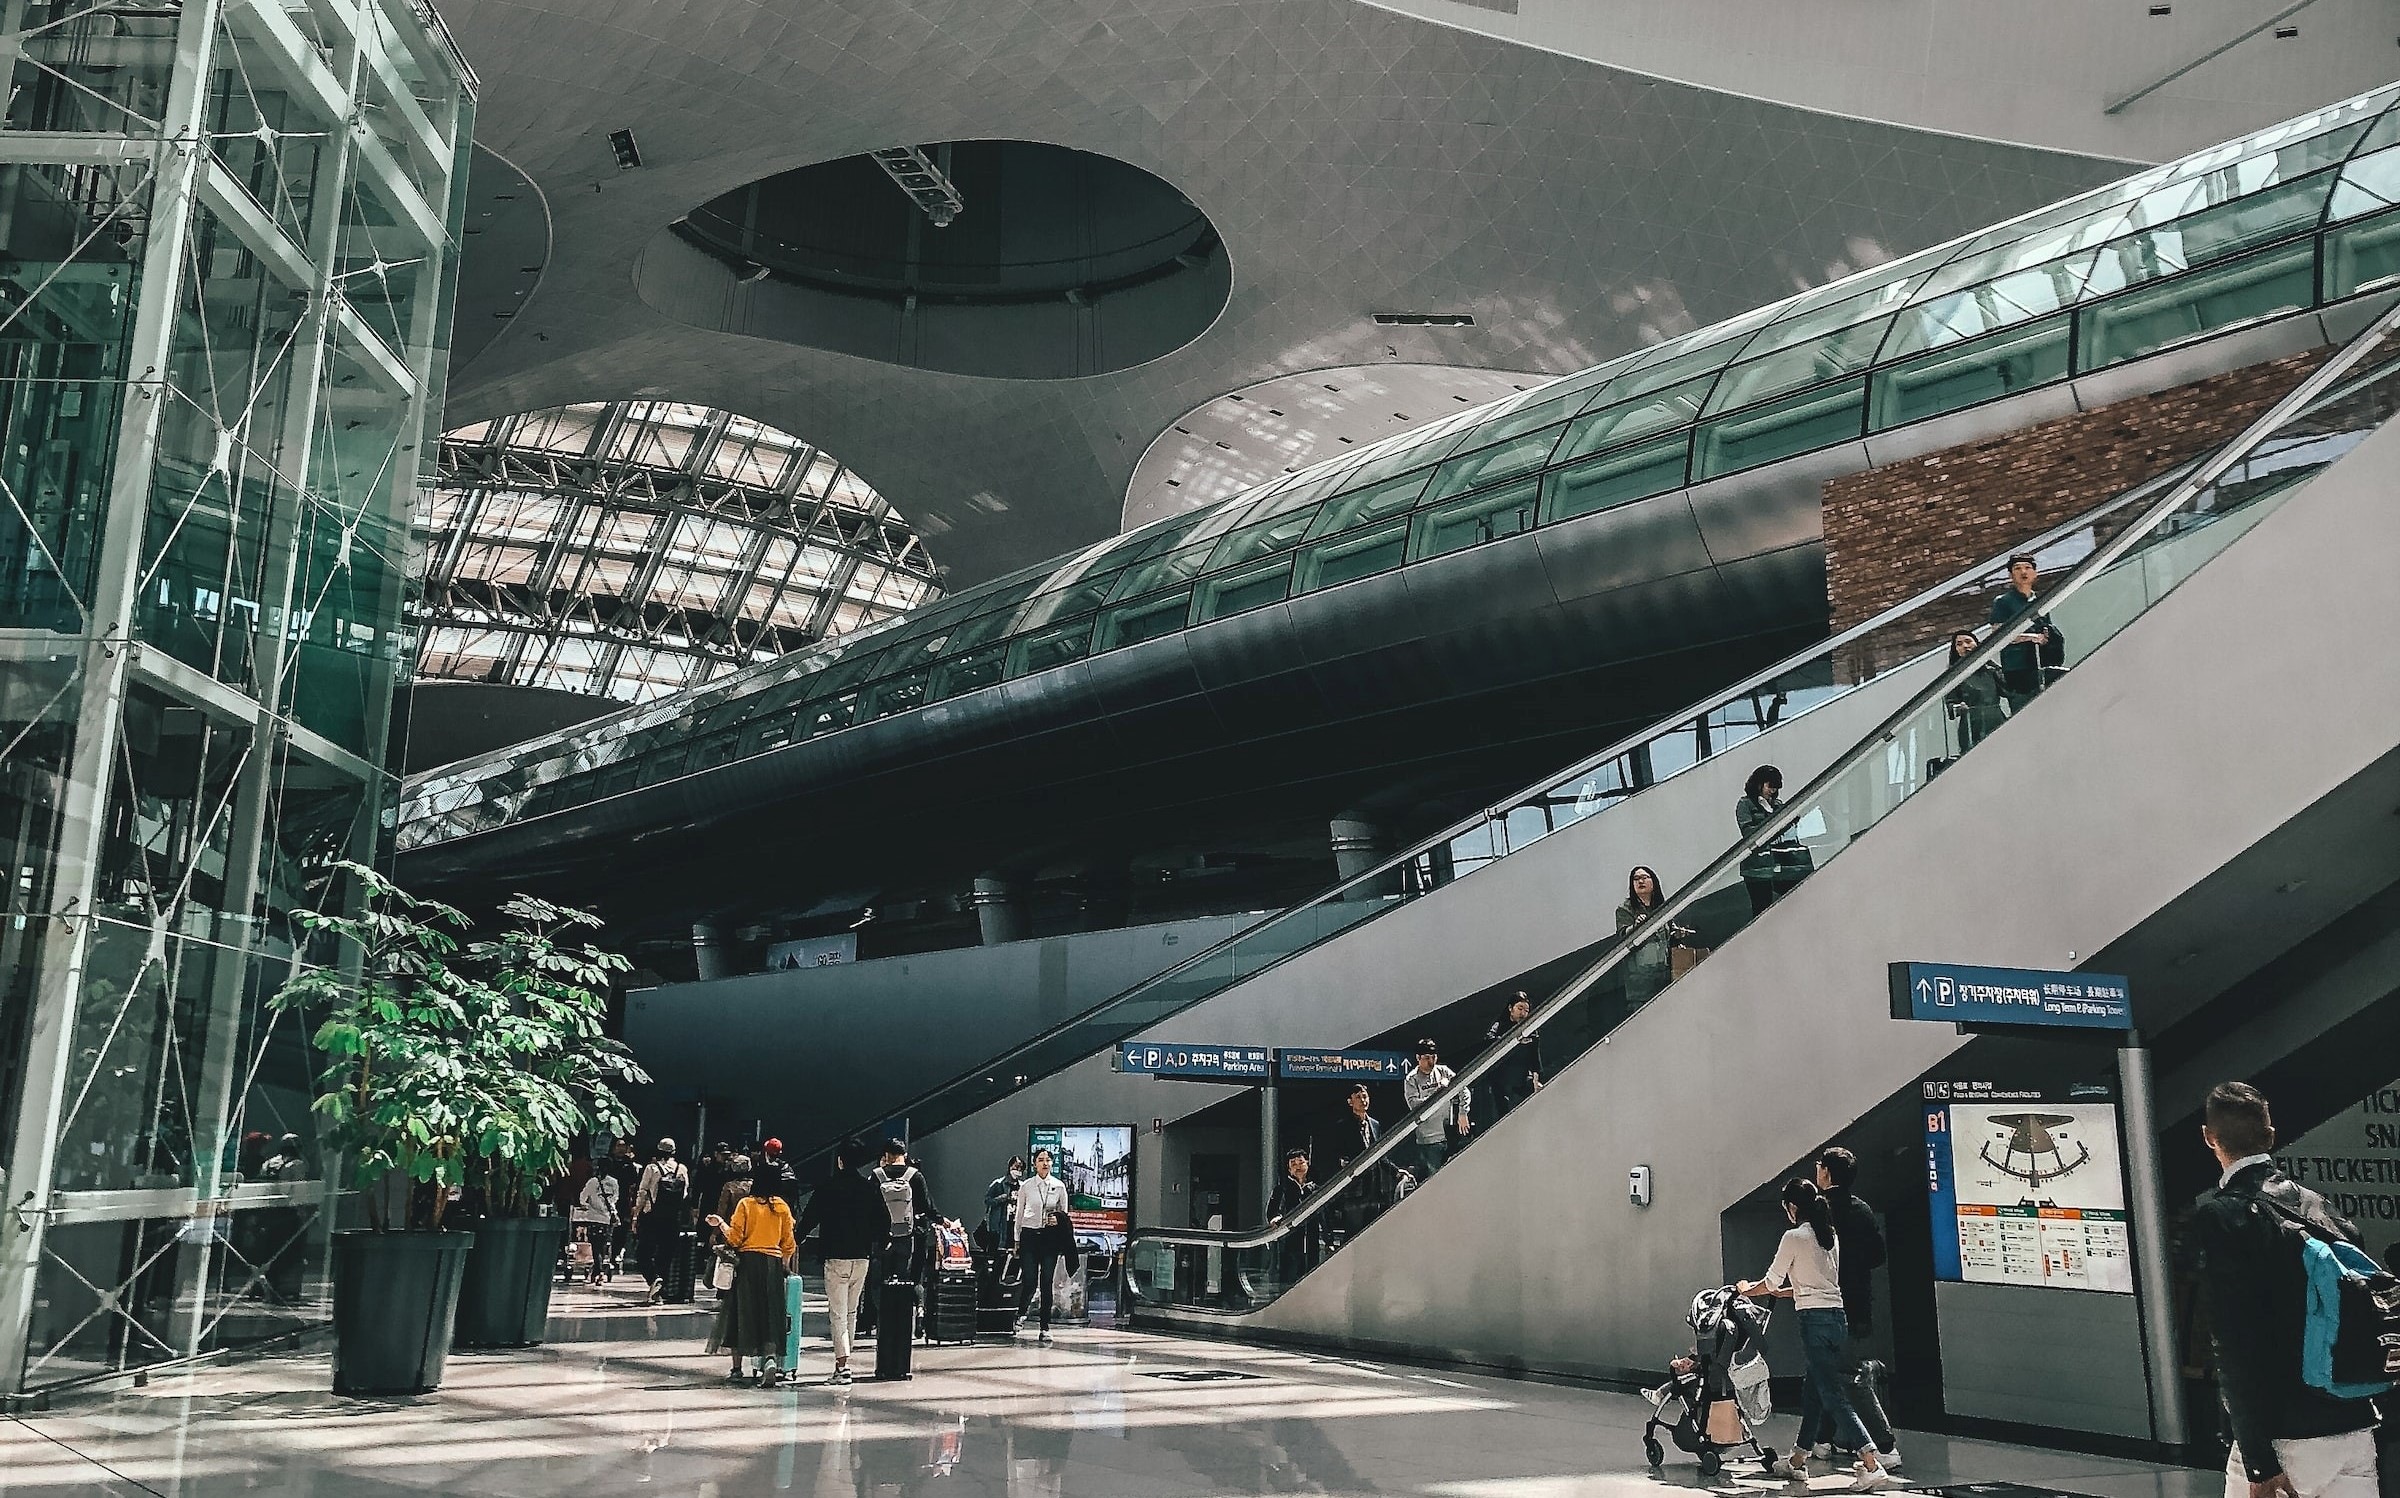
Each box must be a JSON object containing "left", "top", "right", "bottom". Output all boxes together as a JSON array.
[
  {"left": 969, "top": 875, "right": 1027, "bottom": 947},
  {"left": 692, "top": 922, "right": 730, "bottom": 982},
  {"left": 1330, "top": 818, "right": 1382, "bottom": 900}
]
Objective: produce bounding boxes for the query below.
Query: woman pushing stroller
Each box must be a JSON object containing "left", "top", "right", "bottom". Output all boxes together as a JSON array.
[{"left": 1738, "top": 1178, "right": 1893, "bottom": 1490}]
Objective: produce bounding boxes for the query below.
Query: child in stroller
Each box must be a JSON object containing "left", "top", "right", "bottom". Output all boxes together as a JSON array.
[{"left": 1642, "top": 1286, "right": 1777, "bottom": 1478}]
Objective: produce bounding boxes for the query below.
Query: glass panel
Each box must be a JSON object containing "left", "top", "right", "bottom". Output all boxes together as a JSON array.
[
  {"left": 1011, "top": 569, "right": 1126, "bottom": 633},
  {"left": 1408, "top": 475, "right": 1540, "bottom": 562},
  {"left": 1108, "top": 542, "right": 1216, "bottom": 602},
  {"left": 1006, "top": 616, "right": 1095, "bottom": 677},
  {"left": 1301, "top": 469, "right": 1437, "bottom": 541},
  {"left": 2329, "top": 145, "right": 2400, "bottom": 224},
  {"left": 2080, "top": 170, "right": 2335, "bottom": 298},
  {"left": 1693, "top": 377, "right": 1864, "bottom": 480},
  {"left": 2077, "top": 239, "right": 2316, "bottom": 370},
  {"left": 1554, "top": 376, "right": 1712, "bottom": 464},
  {"left": 1882, "top": 252, "right": 2096, "bottom": 360},
  {"left": 928, "top": 645, "right": 1006, "bottom": 702},
  {"left": 1539, "top": 435, "right": 1688, "bottom": 523},
  {"left": 1205, "top": 507, "right": 1321, "bottom": 570},
  {"left": 2326, "top": 207, "right": 2400, "bottom": 301},
  {"left": 1705, "top": 313, "right": 1890, "bottom": 415},
  {"left": 1418, "top": 423, "right": 1569, "bottom": 505},
  {"left": 1294, "top": 520, "right": 1407, "bottom": 593},
  {"left": 1194, "top": 556, "right": 1294, "bottom": 621},
  {"left": 1094, "top": 589, "right": 1193, "bottom": 651},
  {"left": 1868, "top": 315, "right": 2072, "bottom": 432}
]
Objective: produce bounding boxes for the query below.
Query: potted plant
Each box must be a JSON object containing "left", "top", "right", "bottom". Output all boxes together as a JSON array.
[
  {"left": 275, "top": 867, "right": 650, "bottom": 1388},
  {"left": 448, "top": 893, "right": 646, "bottom": 1348},
  {"left": 272, "top": 862, "right": 488, "bottom": 1395}
]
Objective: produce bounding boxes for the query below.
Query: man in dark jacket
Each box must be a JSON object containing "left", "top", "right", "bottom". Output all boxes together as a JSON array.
[
  {"left": 795, "top": 1141, "right": 886, "bottom": 1386},
  {"left": 2185, "top": 1081, "right": 2381, "bottom": 1498},
  {"left": 1987, "top": 554, "right": 2062, "bottom": 715},
  {"left": 1816, "top": 1146, "right": 1899, "bottom": 1469},
  {"left": 1268, "top": 1149, "right": 1320, "bottom": 1283},
  {"left": 1483, "top": 991, "right": 1544, "bottom": 1122}
]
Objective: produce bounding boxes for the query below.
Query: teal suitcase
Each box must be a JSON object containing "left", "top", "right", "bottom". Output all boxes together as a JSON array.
[{"left": 782, "top": 1272, "right": 805, "bottom": 1372}]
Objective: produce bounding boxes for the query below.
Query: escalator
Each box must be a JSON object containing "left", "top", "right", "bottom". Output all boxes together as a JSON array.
[
  {"left": 842, "top": 451, "right": 2183, "bottom": 1181},
  {"left": 1117, "top": 305, "right": 2400, "bottom": 1379}
]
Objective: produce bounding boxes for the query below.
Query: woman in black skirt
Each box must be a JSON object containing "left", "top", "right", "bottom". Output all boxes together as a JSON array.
[{"left": 705, "top": 1175, "right": 795, "bottom": 1386}]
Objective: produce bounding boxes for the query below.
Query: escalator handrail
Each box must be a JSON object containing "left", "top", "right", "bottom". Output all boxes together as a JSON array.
[
  {"left": 784, "top": 442, "right": 2210, "bottom": 1164},
  {"left": 1124, "top": 302, "right": 2400, "bottom": 1265}
]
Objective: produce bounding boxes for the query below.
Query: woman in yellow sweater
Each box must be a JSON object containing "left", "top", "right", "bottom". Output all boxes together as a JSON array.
[{"left": 706, "top": 1177, "right": 795, "bottom": 1386}]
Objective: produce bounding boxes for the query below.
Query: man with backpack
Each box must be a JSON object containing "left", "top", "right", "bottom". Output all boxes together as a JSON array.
[
  {"left": 2187, "top": 1082, "right": 2385, "bottom": 1498},
  {"left": 631, "top": 1138, "right": 692, "bottom": 1304}
]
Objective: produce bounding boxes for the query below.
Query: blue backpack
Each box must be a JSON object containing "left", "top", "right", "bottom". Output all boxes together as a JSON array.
[{"left": 2256, "top": 1193, "right": 2400, "bottom": 1398}]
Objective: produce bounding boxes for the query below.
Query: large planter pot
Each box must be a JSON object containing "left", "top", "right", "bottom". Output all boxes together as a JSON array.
[
  {"left": 453, "top": 1215, "right": 570, "bottom": 1348},
  {"left": 331, "top": 1230, "right": 474, "bottom": 1395}
]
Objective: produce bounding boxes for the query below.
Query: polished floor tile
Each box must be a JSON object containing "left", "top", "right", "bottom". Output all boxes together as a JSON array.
[{"left": 0, "top": 1319, "right": 2213, "bottom": 1498}]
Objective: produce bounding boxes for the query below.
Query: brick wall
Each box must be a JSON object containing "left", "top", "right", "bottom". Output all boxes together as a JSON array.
[{"left": 1823, "top": 348, "right": 2333, "bottom": 637}]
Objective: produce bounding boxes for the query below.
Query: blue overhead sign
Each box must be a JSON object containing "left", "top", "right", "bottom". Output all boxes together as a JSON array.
[
  {"left": 1888, "top": 962, "right": 2132, "bottom": 1030},
  {"left": 1115, "top": 1041, "right": 1272, "bottom": 1080},
  {"left": 1278, "top": 1047, "right": 1412, "bottom": 1080}
]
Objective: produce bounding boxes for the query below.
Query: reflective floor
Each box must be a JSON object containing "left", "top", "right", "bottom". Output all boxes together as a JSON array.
[{"left": 0, "top": 1318, "right": 2220, "bottom": 1498}]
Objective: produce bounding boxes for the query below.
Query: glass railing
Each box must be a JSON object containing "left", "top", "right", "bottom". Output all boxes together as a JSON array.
[
  {"left": 1122, "top": 305, "right": 2400, "bottom": 1319},
  {"left": 775, "top": 335, "right": 2376, "bottom": 1167}
]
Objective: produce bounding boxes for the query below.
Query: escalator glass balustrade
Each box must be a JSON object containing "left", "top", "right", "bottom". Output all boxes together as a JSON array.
[{"left": 1122, "top": 315, "right": 2400, "bottom": 1319}]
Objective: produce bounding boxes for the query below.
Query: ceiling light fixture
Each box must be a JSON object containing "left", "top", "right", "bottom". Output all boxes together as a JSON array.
[
  {"left": 1371, "top": 312, "right": 1475, "bottom": 327},
  {"left": 607, "top": 128, "right": 642, "bottom": 170},
  {"left": 868, "top": 144, "right": 965, "bottom": 227}
]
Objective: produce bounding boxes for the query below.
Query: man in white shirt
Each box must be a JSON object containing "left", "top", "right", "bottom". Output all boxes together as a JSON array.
[{"left": 1399, "top": 1039, "right": 1467, "bottom": 1185}]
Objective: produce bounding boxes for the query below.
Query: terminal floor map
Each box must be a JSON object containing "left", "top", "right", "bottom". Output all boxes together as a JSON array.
[{"left": 1926, "top": 1085, "right": 2133, "bottom": 1293}]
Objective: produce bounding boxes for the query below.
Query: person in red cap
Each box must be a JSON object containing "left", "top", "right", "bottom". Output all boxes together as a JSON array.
[{"left": 753, "top": 1137, "right": 798, "bottom": 1212}]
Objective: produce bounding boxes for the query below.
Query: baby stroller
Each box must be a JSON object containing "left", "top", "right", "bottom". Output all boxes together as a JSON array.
[{"left": 1642, "top": 1286, "right": 1777, "bottom": 1477}]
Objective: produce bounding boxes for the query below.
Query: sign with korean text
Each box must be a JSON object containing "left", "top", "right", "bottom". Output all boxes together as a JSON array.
[
  {"left": 1115, "top": 1041, "right": 1272, "bottom": 1080},
  {"left": 1276, "top": 1047, "right": 1411, "bottom": 1080},
  {"left": 1889, "top": 962, "right": 2131, "bottom": 1030}
]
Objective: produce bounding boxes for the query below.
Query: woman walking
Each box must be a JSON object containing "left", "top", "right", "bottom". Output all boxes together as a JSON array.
[
  {"left": 1615, "top": 864, "right": 1693, "bottom": 1012},
  {"left": 1009, "top": 1147, "right": 1073, "bottom": 1347},
  {"left": 706, "top": 1174, "right": 796, "bottom": 1386},
  {"left": 1739, "top": 1179, "right": 1891, "bottom": 1490},
  {"left": 569, "top": 1167, "right": 621, "bottom": 1285}
]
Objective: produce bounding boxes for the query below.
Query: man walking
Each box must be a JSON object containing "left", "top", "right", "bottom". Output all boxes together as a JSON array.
[
  {"left": 2187, "top": 1081, "right": 2382, "bottom": 1498},
  {"left": 1400, "top": 1040, "right": 1467, "bottom": 1184},
  {"left": 1816, "top": 1146, "right": 1900, "bottom": 1470},
  {"left": 795, "top": 1140, "right": 883, "bottom": 1386}
]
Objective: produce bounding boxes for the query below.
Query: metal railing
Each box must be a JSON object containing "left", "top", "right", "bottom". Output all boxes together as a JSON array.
[{"left": 1121, "top": 300, "right": 2400, "bottom": 1309}]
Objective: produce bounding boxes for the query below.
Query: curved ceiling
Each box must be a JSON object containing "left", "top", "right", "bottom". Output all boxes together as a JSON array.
[
  {"left": 1122, "top": 363, "right": 1543, "bottom": 529},
  {"left": 647, "top": 140, "right": 1231, "bottom": 378},
  {"left": 440, "top": 0, "right": 2139, "bottom": 587},
  {"left": 1359, "top": 0, "right": 2400, "bottom": 166}
]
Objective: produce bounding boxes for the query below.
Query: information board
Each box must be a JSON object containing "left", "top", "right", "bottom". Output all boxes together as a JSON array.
[
  {"left": 1890, "top": 962, "right": 2131, "bottom": 1029},
  {"left": 1115, "top": 1041, "right": 1272, "bottom": 1080},
  {"left": 1277, "top": 1047, "right": 1410, "bottom": 1080},
  {"left": 1924, "top": 1080, "right": 2132, "bottom": 1294}
]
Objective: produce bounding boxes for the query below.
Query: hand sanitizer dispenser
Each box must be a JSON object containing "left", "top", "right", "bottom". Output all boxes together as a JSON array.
[{"left": 1629, "top": 1164, "right": 1653, "bottom": 1207}]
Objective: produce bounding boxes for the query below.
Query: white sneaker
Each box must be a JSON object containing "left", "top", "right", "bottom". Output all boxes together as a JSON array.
[
  {"left": 1037, "top": 1332, "right": 1054, "bottom": 1348},
  {"left": 1877, "top": 1449, "right": 1903, "bottom": 1471},
  {"left": 1851, "top": 1467, "right": 1894, "bottom": 1491},
  {"left": 1784, "top": 1456, "right": 1810, "bottom": 1482}
]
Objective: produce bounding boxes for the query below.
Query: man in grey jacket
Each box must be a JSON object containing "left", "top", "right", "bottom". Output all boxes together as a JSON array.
[{"left": 1400, "top": 1039, "right": 1467, "bottom": 1184}]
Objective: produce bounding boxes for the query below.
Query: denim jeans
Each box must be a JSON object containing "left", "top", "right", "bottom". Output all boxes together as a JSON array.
[{"left": 1796, "top": 1308, "right": 1874, "bottom": 1452}]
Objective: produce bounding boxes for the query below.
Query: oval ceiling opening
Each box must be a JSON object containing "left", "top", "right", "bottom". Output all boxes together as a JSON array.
[{"left": 642, "top": 140, "right": 1229, "bottom": 379}]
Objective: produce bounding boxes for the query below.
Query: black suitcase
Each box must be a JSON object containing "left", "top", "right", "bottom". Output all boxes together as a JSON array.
[
  {"left": 1850, "top": 1359, "right": 1897, "bottom": 1452},
  {"left": 661, "top": 1230, "right": 701, "bottom": 1304},
  {"left": 926, "top": 1269, "right": 978, "bottom": 1345},
  {"left": 873, "top": 1276, "right": 917, "bottom": 1379}
]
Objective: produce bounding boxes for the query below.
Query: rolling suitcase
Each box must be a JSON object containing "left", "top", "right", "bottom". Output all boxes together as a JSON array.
[
  {"left": 925, "top": 1268, "right": 978, "bottom": 1344},
  {"left": 1850, "top": 1359, "right": 1897, "bottom": 1453},
  {"left": 781, "top": 1271, "right": 805, "bottom": 1375},
  {"left": 661, "top": 1230, "right": 701, "bottom": 1304},
  {"left": 873, "top": 1274, "right": 917, "bottom": 1380}
]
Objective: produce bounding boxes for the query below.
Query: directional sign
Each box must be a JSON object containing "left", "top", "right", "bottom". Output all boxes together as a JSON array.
[
  {"left": 1277, "top": 1047, "right": 1412, "bottom": 1080},
  {"left": 1115, "top": 1041, "right": 1272, "bottom": 1080},
  {"left": 1888, "top": 962, "right": 2131, "bottom": 1030}
]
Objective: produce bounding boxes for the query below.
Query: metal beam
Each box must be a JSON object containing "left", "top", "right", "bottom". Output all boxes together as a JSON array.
[
  {"left": 2105, "top": 0, "right": 2322, "bottom": 115},
  {"left": 0, "top": 133, "right": 153, "bottom": 166},
  {"left": 868, "top": 145, "right": 964, "bottom": 228}
]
